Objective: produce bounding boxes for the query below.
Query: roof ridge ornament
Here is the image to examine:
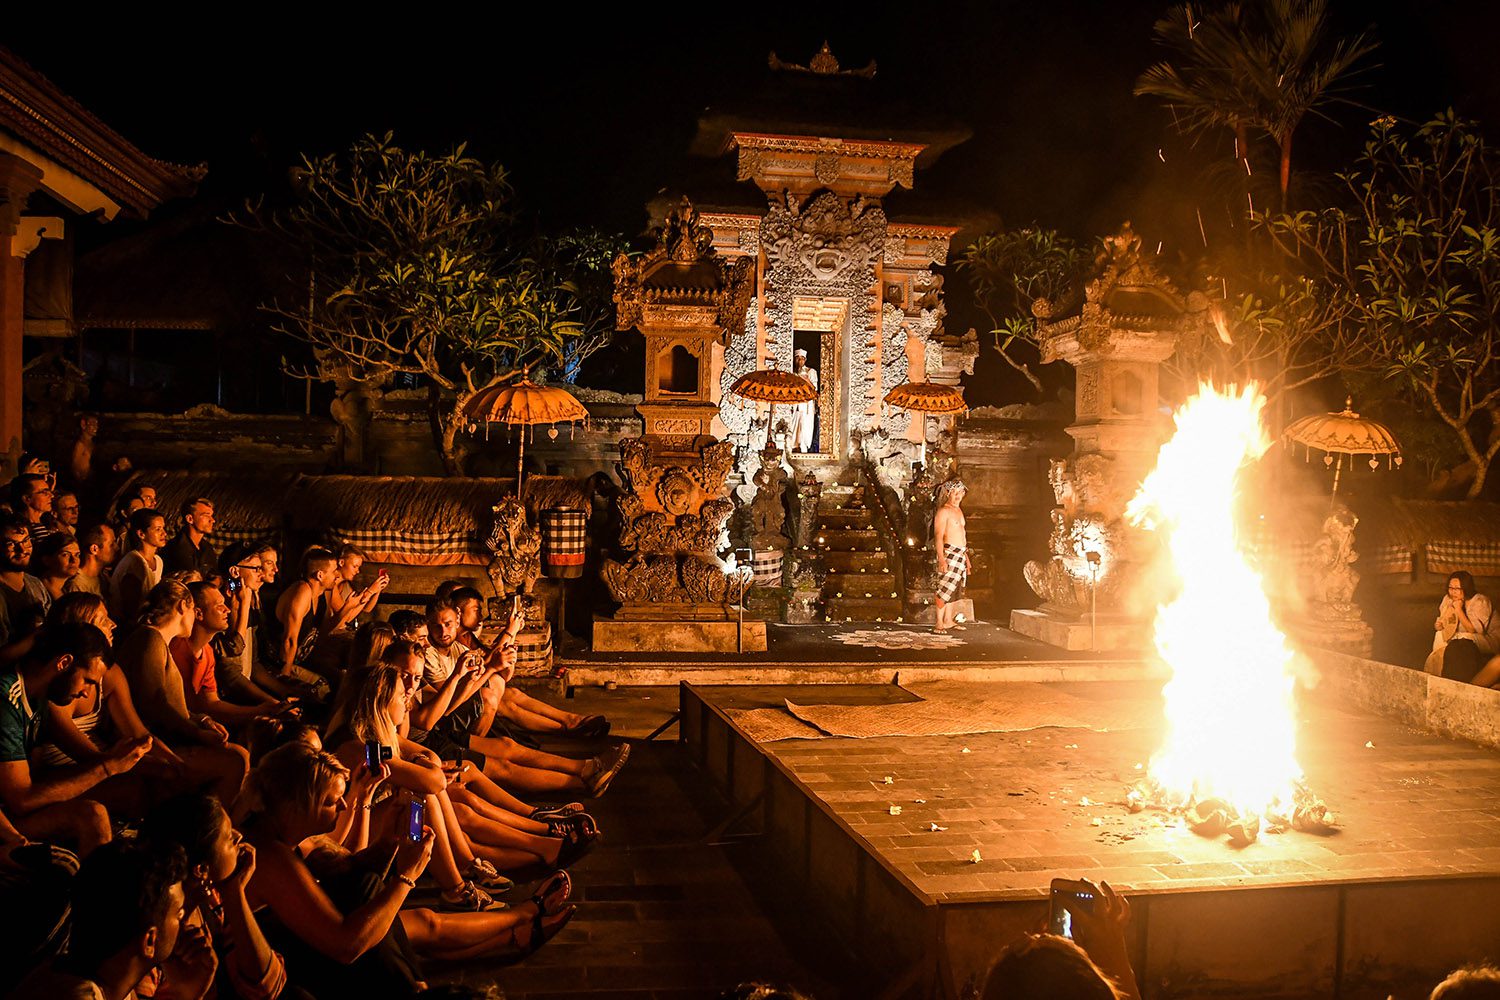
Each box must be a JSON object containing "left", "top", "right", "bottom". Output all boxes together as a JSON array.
[{"left": 768, "top": 41, "right": 876, "bottom": 79}]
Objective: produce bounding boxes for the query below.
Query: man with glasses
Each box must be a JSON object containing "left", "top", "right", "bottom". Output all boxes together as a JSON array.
[
  {"left": 50, "top": 491, "right": 81, "bottom": 538},
  {"left": 11, "top": 475, "right": 57, "bottom": 549},
  {"left": 213, "top": 545, "right": 288, "bottom": 707}
]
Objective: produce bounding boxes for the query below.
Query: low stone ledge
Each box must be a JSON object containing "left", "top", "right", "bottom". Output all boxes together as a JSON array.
[{"left": 1311, "top": 649, "right": 1500, "bottom": 750}]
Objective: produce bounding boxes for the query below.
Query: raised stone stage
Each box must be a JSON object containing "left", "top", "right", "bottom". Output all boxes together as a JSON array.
[{"left": 682, "top": 680, "right": 1500, "bottom": 999}]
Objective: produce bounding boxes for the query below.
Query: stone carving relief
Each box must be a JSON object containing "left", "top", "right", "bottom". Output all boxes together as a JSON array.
[
  {"left": 1307, "top": 506, "right": 1361, "bottom": 617},
  {"left": 1022, "top": 455, "right": 1144, "bottom": 614},
  {"left": 603, "top": 437, "right": 738, "bottom": 605},
  {"left": 748, "top": 443, "right": 791, "bottom": 553}
]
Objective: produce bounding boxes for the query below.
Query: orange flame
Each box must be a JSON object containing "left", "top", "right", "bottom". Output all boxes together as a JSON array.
[{"left": 1126, "top": 384, "right": 1301, "bottom": 823}]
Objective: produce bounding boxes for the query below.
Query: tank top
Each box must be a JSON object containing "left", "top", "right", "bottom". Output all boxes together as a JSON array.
[{"left": 34, "top": 680, "right": 106, "bottom": 768}]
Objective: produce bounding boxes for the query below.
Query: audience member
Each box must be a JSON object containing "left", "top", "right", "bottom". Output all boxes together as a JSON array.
[
  {"left": 241, "top": 742, "right": 573, "bottom": 995},
  {"left": 115, "top": 581, "right": 249, "bottom": 806},
  {"left": 262, "top": 547, "right": 337, "bottom": 685},
  {"left": 1431, "top": 965, "right": 1500, "bottom": 999},
  {"left": 171, "top": 581, "right": 292, "bottom": 732},
  {"left": 141, "top": 792, "right": 293, "bottom": 1000},
  {"left": 1425, "top": 571, "right": 1498, "bottom": 681},
  {"left": 321, "top": 543, "right": 389, "bottom": 636},
  {"left": 33, "top": 533, "right": 81, "bottom": 602},
  {"left": 52, "top": 489, "right": 81, "bottom": 537},
  {"left": 163, "top": 498, "right": 219, "bottom": 580},
  {"left": 12, "top": 473, "right": 58, "bottom": 547},
  {"left": 0, "top": 622, "right": 149, "bottom": 854},
  {"left": 109, "top": 508, "right": 167, "bottom": 624},
  {"left": 980, "top": 880, "right": 1138, "bottom": 1000},
  {"left": 67, "top": 523, "right": 117, "bottom": 599},
  {"left": 12, "top": 839, "right": 215, "bottom": 1000},
  {"left": 0, "top": 802, "right": 78, "bottom": 994},
  {"left": 0, "top": 518, "right": 50, "bottom": 650},
  {"left": 324, "top": 620, "right": 395, "bottom": 745}
]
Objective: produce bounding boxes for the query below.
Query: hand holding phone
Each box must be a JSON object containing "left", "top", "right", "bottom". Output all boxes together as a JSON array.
[
  {"left": 406, "top": 799, "right": 426, "bottom": 843},
  {"left": 1049, "top": 878, "right": 1098, "bottom": 940},
  {"left": 364, "top": 741, "right": 393, "bottom": 772}
]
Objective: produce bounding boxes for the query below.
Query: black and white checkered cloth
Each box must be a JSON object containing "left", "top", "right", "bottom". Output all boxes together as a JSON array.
[
  {"left": 326, "top": 527, "right": 486, "bottom": 565},
  {"left": 540, "top": 509, "right": 587, "bottom": 568},
  {"left": 1427, "top": 540, "right": 1500, "bottom": 576},
  {"left": 1366, "top": 543, "right": 1414, "bottom": 577},
  {"left": 513, "top": 623, "right": 553, "bottom": 679},
  {"left": 208, "top": 527, "right": 282, "bottom": 551},
  {"left": 935, "top": 543, "right": 968, "bottom": 602}
]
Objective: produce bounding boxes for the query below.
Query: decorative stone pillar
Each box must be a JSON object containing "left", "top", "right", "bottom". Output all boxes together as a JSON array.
[
  {"left": 1010, "top": 224, "right": 1207, "bottom": 650},
  {"left": 0, "top": 154, "right": 44, "bottom": 476},
  {"left": 595, "top": 199, "right": 765, "bottom": 652}
]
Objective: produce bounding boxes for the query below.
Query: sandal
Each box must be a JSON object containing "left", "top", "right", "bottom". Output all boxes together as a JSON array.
[{"left": 531, "top": 869, "right": 572, "bottom": 914}]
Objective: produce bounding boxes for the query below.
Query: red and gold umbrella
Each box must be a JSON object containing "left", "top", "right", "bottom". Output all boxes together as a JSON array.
[
  {"left": 728, "top": 361, "right": 816, "bottom": 450},
  {"left": 882, "top": 382, "right": 968, "bottom": 415},
  {"left": 465, "top": 376, "right": 589, "bottom": 498}
]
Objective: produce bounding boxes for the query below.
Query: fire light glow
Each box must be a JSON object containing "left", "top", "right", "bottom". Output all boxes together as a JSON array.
[{"left": 1126, "top": 384, "right": 1302, "bottom": 826}]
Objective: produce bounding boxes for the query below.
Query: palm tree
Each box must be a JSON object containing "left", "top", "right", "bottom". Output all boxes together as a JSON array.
[{"left": 1136, "top": 0, "right": 1378, "bottom": 211}]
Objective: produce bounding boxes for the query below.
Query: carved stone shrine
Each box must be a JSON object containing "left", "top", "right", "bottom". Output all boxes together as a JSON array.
[
  {"left": 1011, "top": 224, "right": 1208, "bottom": 651},
  {"left": 596, "top": 199, "right": 766, "bottom": 652}
]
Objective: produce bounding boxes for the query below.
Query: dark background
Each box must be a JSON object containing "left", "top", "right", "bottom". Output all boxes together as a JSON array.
[{"left": 8, "top": 1, "right": 1500, "bottom": 406}]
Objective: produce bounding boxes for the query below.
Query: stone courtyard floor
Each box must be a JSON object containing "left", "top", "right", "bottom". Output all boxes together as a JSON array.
[{"left": 435, "top": 686, "right": 855, "bottom": 999}]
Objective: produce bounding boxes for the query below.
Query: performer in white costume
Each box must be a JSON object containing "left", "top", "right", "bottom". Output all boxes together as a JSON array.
[{"left": 791, "top": 349, "right": 818, "bottom": 453}]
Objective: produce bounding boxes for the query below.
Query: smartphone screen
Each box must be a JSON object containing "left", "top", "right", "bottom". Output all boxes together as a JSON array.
[
  {"left": 364, "top": 741, "right": 381, "bottom": 772},
  {"left": 1049, "top": 879, "right": 1097, "bottom": 940},
  {"left": 407, "top": 799, "right": 425, "bottom": 842}
]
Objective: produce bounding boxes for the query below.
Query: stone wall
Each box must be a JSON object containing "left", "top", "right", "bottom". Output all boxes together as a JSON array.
[
  {"left": 98, "top": 407, "right": 338, "bottom": 472},
  {"left": 955, "top": 406, "right": 1072, "bottom": 620}
]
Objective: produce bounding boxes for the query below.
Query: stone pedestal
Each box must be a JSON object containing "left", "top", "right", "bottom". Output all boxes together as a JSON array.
[
  {"left": 1284, "top": 617, "right": 1374, "bottom": 659},
  {"left": 592, "top": 613, "right": 767, "bottom": 653},
  {"left": 1009, "top": 608, "right": 1150, "bottom": 652}
]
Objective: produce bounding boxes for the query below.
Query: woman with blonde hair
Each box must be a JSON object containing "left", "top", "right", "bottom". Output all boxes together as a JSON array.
[
  {"left": 342, "top": 668, "right": 516, "bottom": 911},
  {"left": 323, "top": 621, "right": 396, "bottom": 745},
  {"left": 114, "top": 580, "right": 249, "bottom": 805},
  {"left": 243, "top": 742, "right": 571, "bottom": 996}
]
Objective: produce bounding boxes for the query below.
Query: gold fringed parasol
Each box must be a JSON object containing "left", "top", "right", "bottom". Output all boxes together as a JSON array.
[
  {"left": 465, "top": 376, "right": 589, "bottom": 499},
  {"left": 882, "top": 382, "right": 968, "bottom": 415},
  {"left": 728, "top": 361, "right": 816, "bottom": 451},
  {"left": 1282, "top": 397, "right": 1402, "bottom": 499},
  {"left": 883, "top": 382, "right": 968, "bottom": 467}
]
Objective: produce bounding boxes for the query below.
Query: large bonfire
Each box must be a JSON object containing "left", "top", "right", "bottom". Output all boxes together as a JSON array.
[{"left": 1126, "top": 384, "right": 1334, "bottom": 843}]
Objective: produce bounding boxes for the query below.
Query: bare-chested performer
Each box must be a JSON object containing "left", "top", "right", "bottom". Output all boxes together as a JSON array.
[{"left": 932, "top": 479, "right": 970, "bottom": 633}]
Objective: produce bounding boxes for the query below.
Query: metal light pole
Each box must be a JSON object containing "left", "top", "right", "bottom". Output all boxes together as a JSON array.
[
  {"left": 734, "top": 547, "right": 753, "bottom": 654},
  {"left": 1086, "top": 550, "right": 1101, "bottom": 652}
]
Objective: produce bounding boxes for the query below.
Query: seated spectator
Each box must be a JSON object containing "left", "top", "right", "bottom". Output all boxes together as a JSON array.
[
  {"left": 116, "top": 581, "right": 250, "bottom": 806},
  {"left": 34, "top": 533, "right": 81, "bottom": 602},
  {"left": 216, "top": 543, "right": 299, "bottom": 705},
  {"left": 67, "top": 523, "right": 118, "bottom": 600},
  {"left": 12, "top": 839, "right": 216, "bottom": 1000},
  {"left": 324, "top": 621, "right": 396, "bottom": 745},
  {"left": 171, "top": 581, "right": 294, "bottom": 733},
  {"left": 0, "top": 622, "right": 150, "bottom": 854},
  {"left": 37, "top": 593, "right": 217, "bottom": 814},
  {"left": 0, "top": 518, "right": 50, "bottom": 652},
  {"left": 163, "top": 498, "right": 219, "bottom": 580},
  {"left": 1430, "top": 964, "right": 1500, "bottom": 999},
  {"left": 261, "top": 547, "right": 337, "bottom": 688},
  {"left": 980, "top": 880, "right": 1138, "bottom": 1000},
  {"left": 242, "top": 742, "right": 573, "bottom": 995},
  {"left": 1424, "top": 571, "right": 1497, "bottom": 681},
  {"left": 453, "top": 588, "right": 606, "bottom": 738},
  {"left": 141, "top": 793, "right": 291, "bottom": 1000},
  {"left": 109, "top": 508, "right": 167, "bottom": 624},
  {"left": 0, "top": 802, "right": 79, "bottom": 994},
  {"left": 12, "top": 473, "right": 58, "bottom": 547},
  {"left": 320, "top": 544, "right": 389, "bottom": 637},
  {"left": 51, "top": 489, "right": 81, "bottom": 538}
]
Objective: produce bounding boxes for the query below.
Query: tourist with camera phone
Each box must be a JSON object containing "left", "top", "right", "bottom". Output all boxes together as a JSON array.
[{"left": 979, "top": 878, "right": 1140, "bottom": 1000}]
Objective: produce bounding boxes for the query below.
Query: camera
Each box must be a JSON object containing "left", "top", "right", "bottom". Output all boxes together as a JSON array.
[{"left": 364, "top": 741, "right": 393, "bottom": 771}]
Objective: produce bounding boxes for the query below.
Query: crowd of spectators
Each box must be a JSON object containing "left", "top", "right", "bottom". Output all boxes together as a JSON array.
[{"left": 0, "top": 454, "right": 625, "bottom": 999}]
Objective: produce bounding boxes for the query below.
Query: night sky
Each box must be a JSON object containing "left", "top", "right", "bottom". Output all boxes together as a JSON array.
[{"left": 8, "top": 2, "right": 1500, "bottom": 403}]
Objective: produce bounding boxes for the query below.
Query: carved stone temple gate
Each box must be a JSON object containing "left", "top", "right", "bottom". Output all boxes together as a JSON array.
[{"left": 680, "top": 45, "right": 978, "bottom": 489}]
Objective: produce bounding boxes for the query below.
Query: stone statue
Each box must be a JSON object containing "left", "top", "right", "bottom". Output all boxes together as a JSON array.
[
  {"left": 791, "top": 472, "right": 822, "bottom": 550},
  {"left": 485, "top": 495, "right": 542, "bottom": 597},
  {"left": 1022, "top": 457, "right": 1134, "bottom": 614},
  {"left": 748, "top": 443, "right": 791, "bottom": 553},
  {"left": 1308, "top": 505, "right": 1361, "bottom": 616}
]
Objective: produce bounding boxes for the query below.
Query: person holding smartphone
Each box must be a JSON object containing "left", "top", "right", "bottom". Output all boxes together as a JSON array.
[{"left": 980, "top": 879, "right": 1139, "bottom": 1000}]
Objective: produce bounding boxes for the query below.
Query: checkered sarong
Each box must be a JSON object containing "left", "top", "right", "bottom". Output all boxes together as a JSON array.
[
  {"left": 1427, "top": 540, "right": 1500, "bottom": 576},
  {"left": 935, "top": 543, "right": 968, "bottom": 602},
  {"left": 325, "top": 527, "right": 486, "bottom": 566},
  {"left": 513, "top": 623, "right": 553, "bottom": 679},
  {"left": 540, "top": 509, "right": 587, "bottom": 568}
]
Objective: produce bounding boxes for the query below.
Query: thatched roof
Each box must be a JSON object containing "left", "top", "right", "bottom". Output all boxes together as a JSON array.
[
  {"left": 1369, "top": 498, "right": 1500, "bottom": 550},
  {"left": 121, "top": 470, "right": 296, "bottom": 531}
]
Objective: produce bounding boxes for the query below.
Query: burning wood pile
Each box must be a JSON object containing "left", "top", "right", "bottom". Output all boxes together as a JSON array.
[{"left": 1123, "top": 385, "right": 1339, "bottom": 848}]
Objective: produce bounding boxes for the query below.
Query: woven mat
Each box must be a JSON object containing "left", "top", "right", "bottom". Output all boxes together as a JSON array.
[
  {"left": 727, "top": 708, "right": 826, "bottom": 743},
  {"left": 728, "top": 682, "right": 1160, "bottom": 742}
]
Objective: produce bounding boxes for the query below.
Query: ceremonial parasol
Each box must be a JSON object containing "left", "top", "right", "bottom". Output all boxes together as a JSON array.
[
  {"left": 883, "top": 381, "right": 969, "bottom": 465},
  {"left": 728, "top": 361, "right": 816, "bottom": 450},
  {"left": 465, "top": 375, "right": 589, "bottom": 498},
  {"left": 1282, "top": 397, "right": 1402, "bottom": 499}
]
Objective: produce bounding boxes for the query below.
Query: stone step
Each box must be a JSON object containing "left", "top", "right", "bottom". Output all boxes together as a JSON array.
[
  {"left": 822, "top": 596, "right": 905, "bottom": 622},
  {"left": 815, "top": 528, "right": 882, "bottom": 550},
  {"left": 814, "top": 510, "right": 873, "bottom": 530},
  {"left": 822, "top": 570, "right": 897, "bottom": 590},
  {"left": 821, "top": 579, "right": 902, "bottom": 600},
  {"left": 822, "top": 550, "right": 889, "bottom": 573}
]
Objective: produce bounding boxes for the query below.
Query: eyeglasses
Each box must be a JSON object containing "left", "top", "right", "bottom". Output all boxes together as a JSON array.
[{"left": 237, "top": 563, "right": 264, "bottom": 572}]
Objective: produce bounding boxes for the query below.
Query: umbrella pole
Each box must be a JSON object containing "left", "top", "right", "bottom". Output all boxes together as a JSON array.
[
  {"left": 518, "top": 429, "right": 526, "bottom": 502},
  {"left": 1330, "top": 454, "right": 1343, "bottom": 507}
]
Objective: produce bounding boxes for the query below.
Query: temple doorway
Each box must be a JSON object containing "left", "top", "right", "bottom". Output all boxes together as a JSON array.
[
  {"left": 790, "top": 330, "right": 822, "bottom": 454},
  {"left": 790, "top": 295, "right": 846, "bottom": 461}
]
